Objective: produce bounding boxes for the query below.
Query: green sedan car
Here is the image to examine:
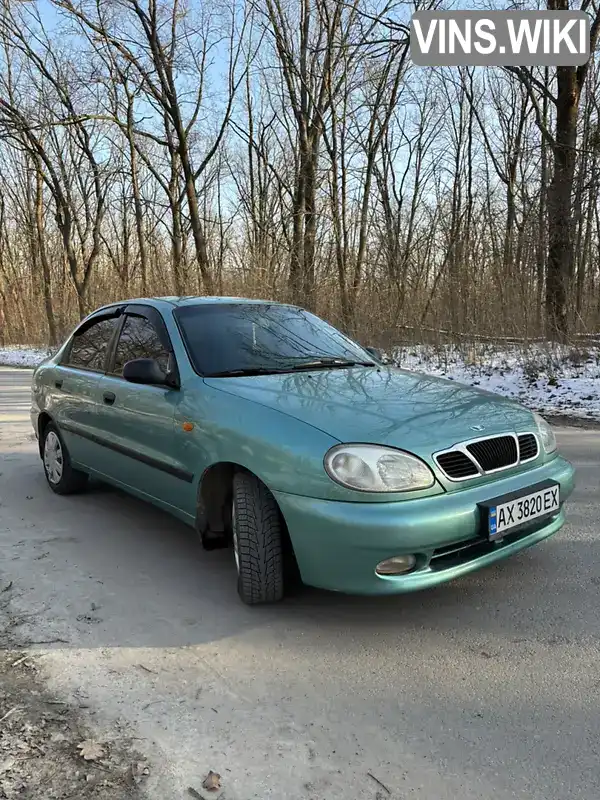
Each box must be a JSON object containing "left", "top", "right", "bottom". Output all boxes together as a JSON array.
[{"left": 31, "top": 296, "right": 575, "bottom": 604}]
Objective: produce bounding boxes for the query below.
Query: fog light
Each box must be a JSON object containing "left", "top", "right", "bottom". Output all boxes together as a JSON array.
[{"left": 376, "top": 555, "right": 417, "bottom": 576}]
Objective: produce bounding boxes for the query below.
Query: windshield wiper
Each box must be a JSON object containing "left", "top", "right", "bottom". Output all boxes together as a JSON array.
[
  {"left": 206, "top": 358, "right": 376, "bottom": 378},
  {"left": 287, "top": 357, "right": 375, "bottom": 370},
  {"left": 206, "top": 367, "right": 288, "bottom": 377}
]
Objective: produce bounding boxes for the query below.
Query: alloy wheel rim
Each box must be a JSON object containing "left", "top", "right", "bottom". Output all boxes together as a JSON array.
[{"left": 43, "top": 431, "right": 63, "bottom": 485}]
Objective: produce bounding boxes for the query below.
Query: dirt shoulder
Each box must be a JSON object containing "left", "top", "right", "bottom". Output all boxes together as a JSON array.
[{"left": 0, "top": 581, "right": 149, "bottom": 800}]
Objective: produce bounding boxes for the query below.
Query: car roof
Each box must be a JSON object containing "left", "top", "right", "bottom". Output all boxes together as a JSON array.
[
  {"left": 89, "top": 295, "right": 298, "bottom": 316},
  {"left": 156, "top": 296, "right": 295, "bottom": 308},
  {"left": 90, "top": 296, "right": 298, "bottom": 316}
]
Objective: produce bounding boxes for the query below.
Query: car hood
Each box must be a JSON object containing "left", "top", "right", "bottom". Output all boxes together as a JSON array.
[{"left": 204, "top": 366, "right": 536, "bottom": 458}]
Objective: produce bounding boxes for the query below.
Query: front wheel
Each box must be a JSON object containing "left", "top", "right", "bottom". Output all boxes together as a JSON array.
[
  {"left": 42, "top": 422, "right": 88, "bottom": 495},
  {"left": 231, "top": 472, "right": 285, "bottom": 605}
]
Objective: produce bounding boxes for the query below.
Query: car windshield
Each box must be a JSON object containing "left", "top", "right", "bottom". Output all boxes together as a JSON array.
[{"left": 174, "top": 303, "right": 375, "bottom": 376}]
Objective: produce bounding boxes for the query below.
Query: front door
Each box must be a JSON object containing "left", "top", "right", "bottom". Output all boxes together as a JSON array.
[{"left": 94, "top": 308, "right": 195, "bottom": 519}]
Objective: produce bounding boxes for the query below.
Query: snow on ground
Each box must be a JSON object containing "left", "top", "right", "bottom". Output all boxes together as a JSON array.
[
  {"left": 0, "top": 346, "right": 52, "bottom": 368},
  {"left": 1, "top": 342, "right": 599, "bottom": 420},
  {"left": 396, "top": 342, "right": 600, "bottom": 420}
]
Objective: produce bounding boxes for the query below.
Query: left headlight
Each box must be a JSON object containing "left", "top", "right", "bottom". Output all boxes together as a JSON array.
[
  {"left": 324, "top": 444, "right": 435, "bottom": 493},
  {"left": 533, "top": 413, "right": 557, "bottom": 454}
]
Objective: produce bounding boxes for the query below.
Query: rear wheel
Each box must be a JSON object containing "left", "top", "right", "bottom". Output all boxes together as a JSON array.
[
  {"left": 42, "top": 422, "right": 88, "bottom": 495},
  {"left": 231, "top": 471, "right": 284, "bottom": 605}
]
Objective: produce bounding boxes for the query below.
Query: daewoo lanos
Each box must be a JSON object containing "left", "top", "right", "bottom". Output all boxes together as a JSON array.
[{"left": 31, "top": 297, "right": 575, "bottom": 604}]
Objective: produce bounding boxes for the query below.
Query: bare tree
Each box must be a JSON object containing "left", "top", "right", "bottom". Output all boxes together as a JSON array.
[
  {"left": 53, "top": 0, "right": 249, "bottom": 294},
  {"left": 1, "top": 0, "right": 600, "bottom": 347},
  {"left": 506, "top": 0, "right": 600, "bottom": 336}
]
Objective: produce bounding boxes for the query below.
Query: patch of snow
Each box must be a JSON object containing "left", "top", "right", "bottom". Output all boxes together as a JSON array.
[
  {"left": 395, "top": 343, "right": 600, "bottom": 420},
  {"left": 0, "top": 346, "right": 52, "bottom": 368}
]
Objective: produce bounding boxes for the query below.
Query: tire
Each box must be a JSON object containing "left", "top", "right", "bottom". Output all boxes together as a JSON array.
[
  {"left": 42, "top": 422, "right": 88, "bottom": 495},
  {"left": 232, "top": 471, "right": 284, "bottom": 605}
]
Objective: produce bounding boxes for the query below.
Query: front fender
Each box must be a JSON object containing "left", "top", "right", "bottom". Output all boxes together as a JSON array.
[
  {"left": 183, "top": 383, "right": 340, "bottom": 499},
  {"left": 184, "top": 383, "right": 446, "bottom": 503}
]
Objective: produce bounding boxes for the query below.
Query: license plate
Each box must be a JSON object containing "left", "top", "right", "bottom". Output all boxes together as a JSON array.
[{"left": 482, "top": 481, "right": 560, "bottom": 541}]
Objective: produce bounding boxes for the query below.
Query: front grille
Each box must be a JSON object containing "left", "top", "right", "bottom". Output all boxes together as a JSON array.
[
  {"left": 436, "top": 451, "right": 479, "bottom": 479},
  {"left": 518, "top": 433, "right": 538, "bottom": 461},
  {"left": 435, "top": 431, "right": 538, "bottom": 481},
  {"left": 466, "top": 435, "right": 518, "bottom": 471}
]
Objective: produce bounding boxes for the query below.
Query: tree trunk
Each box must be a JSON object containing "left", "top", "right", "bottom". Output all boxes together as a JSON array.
[
  {"left": 537, "top": 68, "right": 550, "bottom": 330},
  {"left": 127, "top": 100, "right": 148, "bottom": 296},
  {"left": 290, "top": 144, "right": 307, "bottom": 304},
  {"left": 34, "top": 161, "right": 57, "bottom": 344},
  {"left": 546, "top": 66, "right": 579, "bottom": 338},
  {"left": 169, "top": 98, "right": 214, "bottom": 295},
  {"left": 302, "top": 135, "right": 319, "bottom": 311}
]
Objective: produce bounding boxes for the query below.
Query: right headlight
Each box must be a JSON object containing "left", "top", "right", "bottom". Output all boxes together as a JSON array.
[
  {"left": 533, "top": 412, "right": 557, "bottom": 454},
  {"left": 324, "top": 444, "right": 435, "bottom": 493}
]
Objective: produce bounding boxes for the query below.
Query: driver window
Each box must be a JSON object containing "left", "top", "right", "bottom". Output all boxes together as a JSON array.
[{"left": 112, "top": 316, "right": 170, "bottom": 376}]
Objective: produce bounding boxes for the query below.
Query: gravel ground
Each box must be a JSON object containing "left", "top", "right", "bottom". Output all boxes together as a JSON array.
[
  {"left": 0, "top": 366, "right": 599, "bottom": 800},
  {"left": 0, "top": 582, "right": 148, "bottom": 799}
]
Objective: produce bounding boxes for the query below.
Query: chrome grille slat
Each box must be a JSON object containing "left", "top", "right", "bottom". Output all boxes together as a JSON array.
[
  {"left": 518, "top": 433, "right": 539, "bottom": 461},
  {"left": 467, "top": 436, "right": 517, "bottom": 471},
  {"left": 434, "top": 431, "right": 539, "bottom": 482},
  {"left": 436, "top": 451, "right": 479, "bottom": 478}
]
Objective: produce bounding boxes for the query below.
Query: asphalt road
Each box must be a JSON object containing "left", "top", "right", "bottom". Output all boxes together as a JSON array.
[{"left": 1, "top": 366, "right": 599, "bottom": 800}]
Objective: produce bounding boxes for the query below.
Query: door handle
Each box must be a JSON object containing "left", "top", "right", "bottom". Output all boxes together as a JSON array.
[
  {"left": 55, "top": 380, "right": 63, "bottom": 389},
  {"left": 103, "top": 391, "right": 116, "bottom": 405}
]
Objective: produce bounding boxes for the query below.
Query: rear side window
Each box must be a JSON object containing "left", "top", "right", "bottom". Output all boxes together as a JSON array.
[
  {"left": 112, "top": 315, "right": 170, "bottom": 375},
  {"left": 66, "top": 317, "right": 118, "bottom": 372}
]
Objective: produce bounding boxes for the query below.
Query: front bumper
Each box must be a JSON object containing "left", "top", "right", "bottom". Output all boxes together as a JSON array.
[{"left": 274, "top": 455, "right": 575, "bottom": 595}]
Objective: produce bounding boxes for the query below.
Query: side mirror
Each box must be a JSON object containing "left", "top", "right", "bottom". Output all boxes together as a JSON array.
[{"left": 122, "top": 357, "right": 167, "bottom": 385}]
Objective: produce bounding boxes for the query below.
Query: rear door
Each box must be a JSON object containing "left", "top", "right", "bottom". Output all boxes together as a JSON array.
[
  {"left": 95, "top": 305, "right": 194, "bottom": 517},
  {"left": 51, "top": 311, "right": 122, "bottom": 468}
]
